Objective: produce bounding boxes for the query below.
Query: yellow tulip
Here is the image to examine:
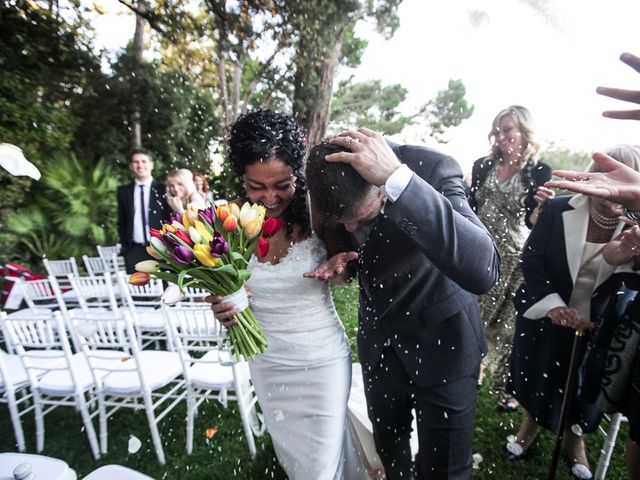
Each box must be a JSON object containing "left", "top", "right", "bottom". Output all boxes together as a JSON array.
[
  {"left": 194, "top": 220, "right": 213, "bottom": 242},
  {"left": 193, "top": 244, "right": 220, "bottom": 267},
  {"left": 243, "top": 218, "right": 262, "bottom": 240},
  {"left": 254, "top": 204, "right": 266, "bottom": 222},
  {"left": 182, "top": 204, "right": 199, "bottom": 230},
  {"left": 162, "top": 223, "right": 177, "bottom": 234},
  {"left": 230, "top": 203, "right": 241, "bottom": 218}
]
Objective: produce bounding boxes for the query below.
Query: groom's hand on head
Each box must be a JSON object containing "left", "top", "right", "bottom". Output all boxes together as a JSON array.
[{"left": 326, "top": 128, "right": 402, "bottom": 187}]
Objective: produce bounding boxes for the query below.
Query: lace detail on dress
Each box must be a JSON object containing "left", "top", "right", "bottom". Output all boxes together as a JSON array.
[{"left": 247, "top": 233, "right": 350, "bottom": 366}]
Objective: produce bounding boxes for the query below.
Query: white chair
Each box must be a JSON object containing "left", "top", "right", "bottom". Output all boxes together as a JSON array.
[
  {"left": 164, "top": 304, "right": 264, "bottom": 457},
  {"left": 83, "top": 255, "right": 118, "bottom": 277},
  {"left": 2, "top": 310, "right": 103, "bottom": 459},
  {"left": 84, "top": 464, "right": 155, "bottom": 480},
  {"left": 0, "top": 312, "right": 36, "bottom": 453},
  {"left": 97, "top": 244, "right": 124, "bottom": 270},
  {"left": 182, "top": 286, "right": 209, "bottom": 304},
  {"left": 595, "top": 412, "right": 628, "bottom": 480},
  {"left": 17, "top": 276, "right": 65, "bottom": 311},
  {"left": 67, "top": 272, "right": 119, "bottom": 312},
  {"left": 116, "top": 272, "right": 166, "bottom": 349},
  {"left": 42, "top": 257, "right": 80, "bottom": 289},
  {"left": 0, "top": 452, "right": 76, "bottom": 480},
  {"left": 70, "top": 310, "right": 184, "bottom": 465}
]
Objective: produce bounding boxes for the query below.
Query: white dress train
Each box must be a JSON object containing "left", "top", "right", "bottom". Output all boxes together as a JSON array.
[{"left": 247, "top": 234, "right": 371, "bottom": 480}]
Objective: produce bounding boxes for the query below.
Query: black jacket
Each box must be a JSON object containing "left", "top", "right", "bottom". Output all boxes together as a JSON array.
[
  {"left": 117, "top": 179, "right": 169, "bottom": 253},
  {"left": 338, "top": 143, "right": 500, "bottom": 388}
]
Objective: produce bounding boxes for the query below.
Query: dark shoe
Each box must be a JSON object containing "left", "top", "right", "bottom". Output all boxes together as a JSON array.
[{"left": 496, "top": 399, "right": 519, "bottom": 413}]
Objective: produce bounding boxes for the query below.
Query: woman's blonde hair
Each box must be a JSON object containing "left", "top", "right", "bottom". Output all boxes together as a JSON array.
[
  {"left": 588, "top": 144, "right": 640, "bottom": 173},
  {"left": 166, "top": 168, "right": 197, "bottom": 201},
  {"left": 487, "top": 105, "right": 540, "bottom": 164}
]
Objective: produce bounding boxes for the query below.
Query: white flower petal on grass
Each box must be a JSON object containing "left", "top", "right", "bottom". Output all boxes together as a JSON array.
[{"left": 128, "top": 435, "right": 142, "bottom": 454}]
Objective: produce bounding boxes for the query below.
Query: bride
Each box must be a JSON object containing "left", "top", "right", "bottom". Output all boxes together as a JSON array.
[{"left": 207, "top": 109, "right": 369, "bottom": 480}]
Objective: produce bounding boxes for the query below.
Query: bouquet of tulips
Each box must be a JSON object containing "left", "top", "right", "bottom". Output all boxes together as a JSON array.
[{"left": 129, "top": 202, "right": 283, "bottom": 360}]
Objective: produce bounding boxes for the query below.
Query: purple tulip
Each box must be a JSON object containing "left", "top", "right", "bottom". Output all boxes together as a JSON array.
[
  {"left": 163, "top": 233, "right": 181, "bottom": 250},
  {"left": 170, "top": 213, "right": 182, "bottom": 223},
  {"left": 169, "top": 245, "right": 194, "bottom": 265},
  {"left": 199, "top": 206, "right": 216, "bottom": 226},
  {"left": 210, "top": 231, "right": 229, "bottom": 257}
]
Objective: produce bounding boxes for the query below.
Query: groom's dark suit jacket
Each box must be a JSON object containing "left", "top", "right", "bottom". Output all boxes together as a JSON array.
[
  {"left": 339, "top": 143, "right": 499, "bottom": 389},
  {"left": 117, "top": 179, "right": 169, "bottom": 254}
]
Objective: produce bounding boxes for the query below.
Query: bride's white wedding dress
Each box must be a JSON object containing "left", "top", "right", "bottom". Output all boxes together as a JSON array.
[{"left": 247, "top": 233, "right": 370, "bottom": 480}]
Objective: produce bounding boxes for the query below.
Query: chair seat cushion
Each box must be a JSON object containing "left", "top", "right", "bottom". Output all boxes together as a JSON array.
[
  {"left": 84, "top": 464, "right": 155, "bottom": 480},
  {"left": 38, "top": 351, "right": 124, "bottom": 396},
  {"left": 0, "top": 351, "right": 28, "bottom": 388},
  {"left": 188, "top": 350, "right": 234, "bottom": 390},
  {"left": 135, "top": 310, "right": 165, "bottom": 330},
  {"left": 102, "top": 350, "right": 182, "bottom": 394}
]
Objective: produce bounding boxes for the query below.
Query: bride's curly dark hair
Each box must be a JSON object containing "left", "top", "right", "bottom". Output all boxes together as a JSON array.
[{"left": 228, "top": 109, "right": 310, "bottom": 239}]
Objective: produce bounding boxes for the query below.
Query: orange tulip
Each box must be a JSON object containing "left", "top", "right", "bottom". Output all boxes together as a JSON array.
[
  {"left": 223, "top": 214, "right": 238, "bottom": 232},
  {"left": 128, "top": 271, "right": 150, "bottom": 286}
]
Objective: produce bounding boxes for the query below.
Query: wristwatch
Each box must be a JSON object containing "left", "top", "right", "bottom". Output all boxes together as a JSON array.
[{"left": 623, "top": 207, "right": 640, "bottom": 224}]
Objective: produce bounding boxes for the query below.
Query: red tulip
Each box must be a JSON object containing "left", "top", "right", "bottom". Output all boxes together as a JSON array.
[
  {"left": 257, "top": 237, "right": 269, "bottom": 257},
  {"left": 149, "top": 228, "right": 163, "bottom": 239},
  {"left": 174, "top": 228, "right": 194, "bottom": 247},
  {"left": 262, "top": 217, "right": 284, "bottom": 238}
]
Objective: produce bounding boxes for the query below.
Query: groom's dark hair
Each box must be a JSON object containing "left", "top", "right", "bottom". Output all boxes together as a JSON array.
[{"left": 305, "top": 141, "right": 374, "bottom": 222}]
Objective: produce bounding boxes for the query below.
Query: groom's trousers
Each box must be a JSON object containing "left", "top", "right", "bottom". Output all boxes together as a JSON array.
[{"left": 362, "top": 346, "right": 478, "bottom": 480}]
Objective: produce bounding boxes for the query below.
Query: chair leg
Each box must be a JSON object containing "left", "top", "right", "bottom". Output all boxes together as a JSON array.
[
  {"left": 5, "top": 389, "right": 26, "bottom": 452},
  {"left": 236, "top": 391, "right": 257, "bottom": 458},
  {"left": 99, "top": 394, "right": 108, "bottom": 455},
  {"left": 33, "top": 391, "right": 45, "bottom": 453},
  {"left": 186, "top": 390, "right": 195, "bottom": 455},
  {"left": 76, "top": 393, "right": 101, "bottom": 460},
  {"left": 143, "top": 390, "right": 166, "bottom": 464},
  {"left": 595, "top": 413, "right": 623, "bottom": 480}
]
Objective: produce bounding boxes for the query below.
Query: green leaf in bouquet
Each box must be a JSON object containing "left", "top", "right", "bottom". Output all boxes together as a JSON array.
[
  {"left": 237, "top": 269, "right": 251, "bottom": 283},
  {"left": 178, "top": 268, "right": 190, "bottom": 291},
  {"left": 230, "top": 251, "right": 249, "bottom": 266},
  {"left": 151, "top": 270, "right": 180, "bottom": 283},
  {"left": 213, "top": 263, "right": 239, "bottom": 278}
]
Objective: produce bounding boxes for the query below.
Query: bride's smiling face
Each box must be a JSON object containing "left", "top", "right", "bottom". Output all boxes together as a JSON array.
[{"left": 243, "top": 157, "right": 296, "bottom": 218}]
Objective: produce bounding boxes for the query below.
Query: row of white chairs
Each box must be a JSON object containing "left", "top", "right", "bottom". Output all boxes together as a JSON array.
[
  {"left": 43, "top": 248, "right": 123, "bottom": 287},
  {"left": 1, "top": 275, "right": 263, "bottom": 465}
]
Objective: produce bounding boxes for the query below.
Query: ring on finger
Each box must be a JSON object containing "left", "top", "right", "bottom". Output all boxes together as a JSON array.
[{"left": 347, "top": 138, "right": 354, "bottom": 149}]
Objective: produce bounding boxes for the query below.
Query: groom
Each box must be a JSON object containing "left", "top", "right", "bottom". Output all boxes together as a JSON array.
[{"left": 305, "top": 129, "right": 500, "bottom": 479}]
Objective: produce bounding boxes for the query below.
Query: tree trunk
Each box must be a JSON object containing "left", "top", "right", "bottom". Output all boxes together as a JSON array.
[
  {"left": 294, "top": 26, "right": 345, "bottom": 145},
  {"left": 131, "top": 2, "right": 146, "bottom": 149}
]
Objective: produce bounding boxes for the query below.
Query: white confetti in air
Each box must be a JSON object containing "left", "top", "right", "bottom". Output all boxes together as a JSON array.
[{"left": 128, "top": 435, "right": 142, "bottom": 454}]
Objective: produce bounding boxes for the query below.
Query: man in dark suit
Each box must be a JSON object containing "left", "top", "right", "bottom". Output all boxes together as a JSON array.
[
  {"left": 117, "top": 148, "right": 170, "bottom": 273},
  {"left": 305, "top": 128, "right": 500, "bottom": 479}
]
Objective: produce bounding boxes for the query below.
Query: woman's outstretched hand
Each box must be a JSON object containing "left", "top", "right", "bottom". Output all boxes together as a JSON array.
[
  {"left": 303, "top": 251, "right": 359, "bottom": 283},
  {"left": 597, "top": 52, "right": 640, "bottom": 120},
  {"left": 546, "top": 151, "right": 640, "bottom": 211}
]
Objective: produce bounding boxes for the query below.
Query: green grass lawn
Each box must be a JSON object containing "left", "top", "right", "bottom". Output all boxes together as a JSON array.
[{"left": 0, "top": 283, "right": 630, "bottom": 479}]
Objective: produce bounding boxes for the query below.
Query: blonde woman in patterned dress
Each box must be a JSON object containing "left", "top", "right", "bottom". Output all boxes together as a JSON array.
[{"left": 468, "top": 105, "right": 553, "bottom": 411}]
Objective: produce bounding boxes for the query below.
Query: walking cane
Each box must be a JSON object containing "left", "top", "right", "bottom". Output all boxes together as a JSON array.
[{"left": 547, "top": 329, "right": 586, "bottom": 480}]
